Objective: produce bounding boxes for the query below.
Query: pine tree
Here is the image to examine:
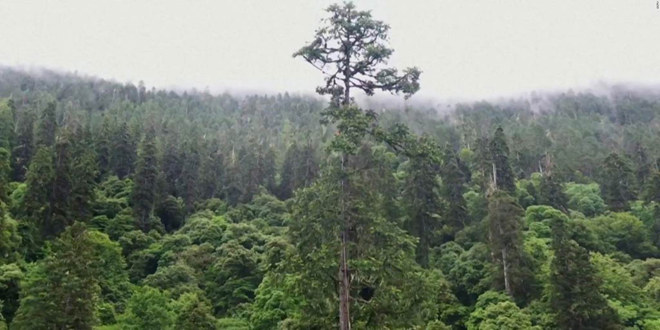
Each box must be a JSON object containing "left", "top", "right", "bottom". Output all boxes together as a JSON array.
[
  {"left": 490, "top": 127, "right": 516, "bottom": 194},
  {"left": 12, "top": 109, "right": 35, "bottom": 181},
  {"left": 295, "top": 142, "right": 318, "bottom": 190},
  {"left": 35, "top": 101, "right": 57, "bottom": 148},
  {"left": 550, "top": 213, "right": 622, "bottom": 330},
  {"left": 0, "top": 148, "right": 10, "bottom": 204},
  {"left": 294, "top": 3, "right": 421, "bottom": 328},
  {"left": 402, "top": 153, "right": 442, "bottom": 267},
  {"left": 49, "top": 134, "right": 73, "bottom": 238},
  {"left": 259, "top": 144, "right": 277, "bottom": 195},
  {"left": 199, "top": 143, "right": 224, "bottom": 200},
  {"left": 23, "top": 147, "right": 54, "bottom": 239},
  {"left": 440, "top": 145, "right": 468, "bottom": 235},
  {"left": 12, "top": 223, "right": 101, "bottom": 330},
  {"left": 487, "top": 190, "right": 526, "bottom": 299},
  {"left": 95, "top": 117, "right": 113, "bottom": 178},
  {"left": 600, "top": 152, "right": 636, "bottom": 211},
  {"left": 278, "top": 142, "right": 299, "bottom": 200},
  {"left": 0, "top": 100, "right": 14, "bottom": 151},
  {"left": 111, "top": 122, "right": 136, "bottom": 179},
  {"left": 69, "top": 148, "right": 98, "bottom": 222},
  {"left": 133, "top": 127, "right": 159, "bottom": 230},
  {"left": 162, "top": 130, "right": 183, "bottom": 196},
  {"left": 179, "top": 135, "right": 201, "bottom": 214},
  {"left": 239, "top": 143, "right": 260, "bottom": 203}
]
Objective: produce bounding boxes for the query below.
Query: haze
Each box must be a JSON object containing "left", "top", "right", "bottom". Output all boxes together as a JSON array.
[{"left": 1, "top": 0, "right": 659, "bottom": 100}]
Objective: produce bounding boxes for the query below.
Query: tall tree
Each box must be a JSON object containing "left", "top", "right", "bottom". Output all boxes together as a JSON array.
[
  {"left": 278, "top": 142, "right": 300, "bottom": 200},
  {"left": 35, "top": 101, "right": 57, "bottom": 148},
  {"left": 69, "top": 148, "right": 98, "bottom": 223},
  {"left": 48, "top": 134, "right": 73, "bottom": 238},
  {"left": 132, "top": 127, "right": 159, "bottom": 230},
  {"left": 490, "top": 127, "right": 516, "bottom": 194},
  {"left": 487, "top": 190, "right": 526, "bottom": 299},
  {"left": 440, "top": 145, "right": 469, "bottom": 235},
  {"left": 401, "top": 146, "right": 442, "bottom": 267},
  {"left": 294, "top": 3, "right": 421, "bottom": 329},
  {"left": 111, "top": 122, "right": 136, "bottom": 179},
  {"left": 12, "top": 109, "right": 35, "bottom": 181},
  {"left": 179, "top": 134, "right": 201, "bottom": 214}
]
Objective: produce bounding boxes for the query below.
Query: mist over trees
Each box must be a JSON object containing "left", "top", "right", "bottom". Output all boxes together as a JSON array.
[{"left": 3, "top": 2, "right": 660, "bottom": 330}]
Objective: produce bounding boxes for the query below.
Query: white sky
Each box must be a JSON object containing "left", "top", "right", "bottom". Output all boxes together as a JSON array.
[{"left": 1, "top": 0, "right": 659, "bottom": 100}]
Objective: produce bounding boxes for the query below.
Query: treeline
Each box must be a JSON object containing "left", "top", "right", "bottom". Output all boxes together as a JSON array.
[{"left": 2, "top": 63, "right": 660, "bottom": 329}]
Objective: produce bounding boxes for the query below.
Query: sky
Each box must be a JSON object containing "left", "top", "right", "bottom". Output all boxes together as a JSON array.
[{"left": 1, "top": 0, "right": 659, "bottom": 101}]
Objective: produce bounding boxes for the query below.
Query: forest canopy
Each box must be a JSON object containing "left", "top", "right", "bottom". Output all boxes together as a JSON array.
[{"left": 2, "top": 2, "right": 660, "bottom": 330}]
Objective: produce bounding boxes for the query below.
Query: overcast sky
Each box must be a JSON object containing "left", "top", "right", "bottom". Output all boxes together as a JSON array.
[{"left": 1, "top": 0, "right": 659, "bottom": 100}]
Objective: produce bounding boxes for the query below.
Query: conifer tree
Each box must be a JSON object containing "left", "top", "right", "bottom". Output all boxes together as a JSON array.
[
  {"left": 278, "top": 142, "right": 299, "bottom": 200},
  {"left": 0, "top": 100, "right": 14, "bottom": 151},
  {"left": 70, "top": 148, "right": 98, "bottom": 222},
  {"left": 600, "top": 152, "right": 636, "bottom": 211},
  {"left": 111, "top": 122, "right": 136, "bottom": 179},
  {"left": 550, "top": 212, "right": 622, "bottom": 330},
  {"left": 49, "top": 134, "right": 73, "bottom": 238},
  {"left": 12, "top": 109, "right": 35, "bottom": 181},
  {"left": 402, "top": 147, "right": 442, "bottom": 267},
  {"left": 23, "top": 147, "right": 54, "bottom": 240},
  {"left": 294, "top": 3, "right": 422, "bottom": 328},
  {"left": 0, "top": 148, "right": 10, "bottom": 204},
  {"left": 95, "top": 117, "right": 113, "bottom": 178},
  {"left": 295, "top": 142, "right": 318, "bottom": 190},
  {"left": 259, "top": 144, "right": 277, "bottom": 195},
  {"left": 179, "top": 135, "right": 201, "bottom": 214},
  {"left": 12, "top": 223, "right": 101, "bottom": 330},
  {"left": 487, "top": 190, "right": 526, "bottom": 299},
  {"left": 162, "top": 130, "right": 183, "bottom": 196},
  {"left": 35, "top": 101, "right": 57, "bottom": 148},
  {"left": 440, "top": 145, "right": 468, "bottom": 235},
  {"left": 239, "top": 143, "right": 260, "bottom": 204},
  {"left": 490, "top": 127, "right": 516, "bottom": 194},
  {"left": 132, "top": 127, "right": 159, "bottom": 230}
]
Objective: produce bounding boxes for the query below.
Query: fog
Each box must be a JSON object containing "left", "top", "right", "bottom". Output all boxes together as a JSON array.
[{"left": 1, "top": 0, "right": 659, "bottom": 101}]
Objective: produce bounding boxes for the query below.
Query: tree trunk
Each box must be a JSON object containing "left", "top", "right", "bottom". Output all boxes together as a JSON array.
[
  {"left": 339, "top": 229, "right": 351, "bottom": 330},
  {"left": 502, "top": 246, "right": 511, "bottom": 296},
  {"left": 339, "top": 154, "right": 351, "bottom": 330}
]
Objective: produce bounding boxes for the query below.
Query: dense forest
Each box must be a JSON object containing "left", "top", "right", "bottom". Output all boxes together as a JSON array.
[{"left": 3, "top": 3, "right": 660, "bottom": 330}]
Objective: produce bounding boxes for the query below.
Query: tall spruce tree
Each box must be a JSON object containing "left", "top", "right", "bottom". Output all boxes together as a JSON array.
[
  {"left": 278, "top": 142, "right": 299, "bottom": 200},
  {"left": 23, "top": 147, "right": 54, "bottom": 236},
  {"left": 538, "top": 173, "right": 569, "bottom": 212},
  {"left": 440, "top": 145, "right": 469, "bottom": 235},
  {"left": 12, "top": 109, "right": 35, "bottom": 181},
  {"left": 179, "top": 134, "right": 201, "bottom": 214},
  {"left": 35, "top": 101, "right": 57, "bottom": 148},
  {"left": 132, "top": 127, "right": 159, "bottom": 230},
  {"left": 49, "top": 134, "right": 73, "bottom": 238},
  {"left": 69, "top": 148, "right": 98, "bottom": 223},
  {"left": 487, "top": 190, "right": 526, "bottom": 299},
  {"left": 402, "top": 147, "right": 442, "bottom": 267},
  {"left": 490, "top": 127, "right": 516, "bottom": 194},
  {"left": 111, "top": 122, "right": 135, "bottom": 179}
]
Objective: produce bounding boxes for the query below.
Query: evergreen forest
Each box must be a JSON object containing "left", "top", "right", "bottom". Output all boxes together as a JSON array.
[{"left": 3, "top": 2, "right": 660, "bottom": 330}]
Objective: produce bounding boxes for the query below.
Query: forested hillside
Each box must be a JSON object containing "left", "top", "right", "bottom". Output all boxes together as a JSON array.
[{"left": 4, "top": 3, "right": 660, "bottom": 330}]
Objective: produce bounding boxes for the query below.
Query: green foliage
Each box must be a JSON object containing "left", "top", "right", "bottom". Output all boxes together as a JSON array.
[
  {"left": 119, "top": 286, "right": 174, "bottom": 330},
  {"left": 13, "top": 223, "right": 102, "bottom": 330},
  {"left": 565, "top": 182, "right": 607, "bottom": 217}
]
